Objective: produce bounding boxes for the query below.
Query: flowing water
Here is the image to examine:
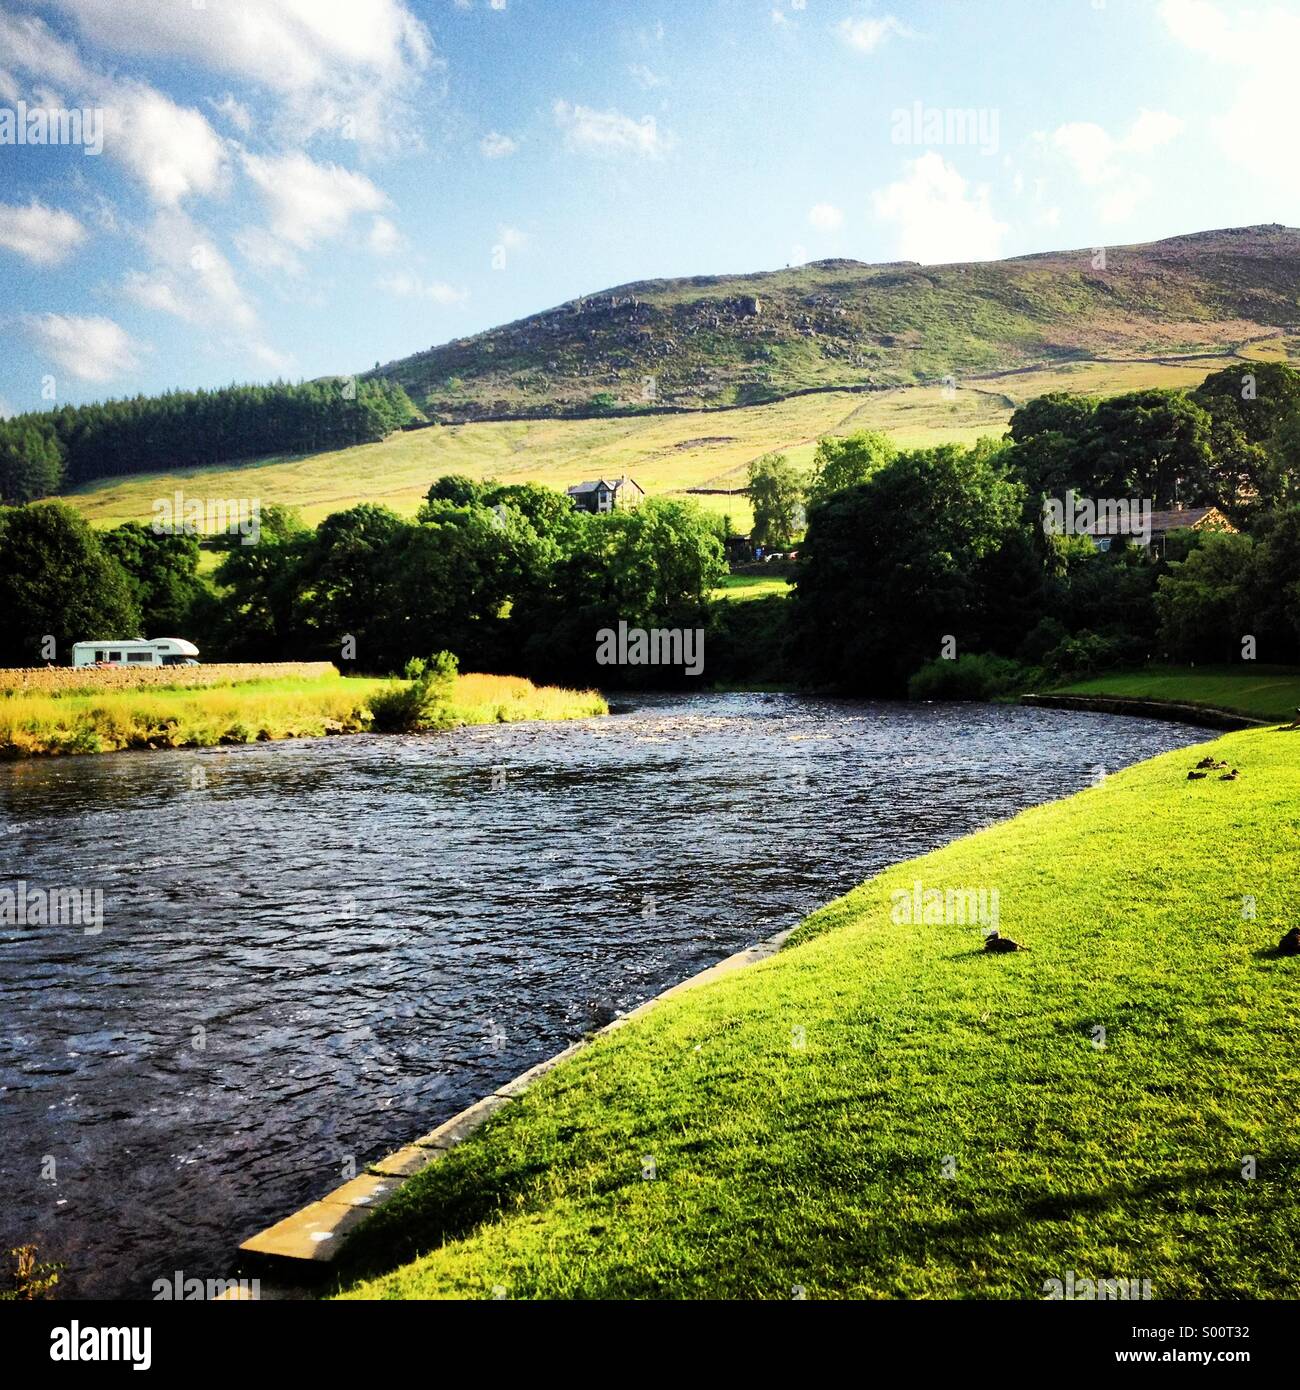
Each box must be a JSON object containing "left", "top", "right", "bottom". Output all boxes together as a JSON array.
[{"left": 0, "top": 693, "right": 1205, "bottom": 1298}]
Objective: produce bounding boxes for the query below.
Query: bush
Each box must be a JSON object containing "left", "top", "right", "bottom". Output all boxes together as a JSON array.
[
  {"left": 367, "top": 651, "right": 459, "bottom": 732},
  {"left": 907, "top": 652, "right": 1028, "bottom": 702},
  {"left": 1041, "top": 630, "right": 1136, "bottom": 679}
]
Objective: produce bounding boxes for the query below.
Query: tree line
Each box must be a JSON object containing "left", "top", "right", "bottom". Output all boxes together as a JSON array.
[
  {"left": 0, "top": 378, "right": 420, "bottom": 503},
  {"left": 788, "top": 362, "right": 1300, "bottom": 694},
  {"left": 0, "top": 477, "right": 728, "bottom": 685}
]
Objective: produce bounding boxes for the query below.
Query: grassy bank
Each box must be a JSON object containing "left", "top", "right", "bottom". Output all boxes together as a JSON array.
[
  {"left": 0, "top": 670, "right": 606, "bottom": 757},
  {"left": 1055, "top": 665, "right": 1300, "bottom": 724},
  {"left": 333, "top": 722, "right": 1300, "bottom": 1299}
]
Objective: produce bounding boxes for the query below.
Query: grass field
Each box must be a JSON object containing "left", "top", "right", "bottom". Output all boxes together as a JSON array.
[
  {"left": 1056, "top": 666, "right": 1300, "bottom": 725},
  {"left": 332, "top": 721, "right": 1300, "bottom": 1300},
  {"left": 60, "top": 360, "right": 1231, "bottom": 535},
  {"left": 711, "top": 573, "right": 794, "bottom": 602},
  {"left": 0, "top": 669, "right": 606, "bottom": 757}
]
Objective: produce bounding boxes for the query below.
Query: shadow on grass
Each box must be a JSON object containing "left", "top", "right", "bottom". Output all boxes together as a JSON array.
[{"left": 329, "top": 1098, "right": 1300, "bottom": 1297}]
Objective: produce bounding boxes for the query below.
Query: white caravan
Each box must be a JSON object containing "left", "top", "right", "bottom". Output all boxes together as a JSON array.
[{"left": 71, "top": 638, "right": 201, "bottom": 668}]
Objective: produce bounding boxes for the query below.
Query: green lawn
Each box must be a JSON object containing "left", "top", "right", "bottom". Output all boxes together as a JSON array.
[
  {"left": 1056, "top": 666, "right": 1300, "bottom": 725},
  {"left": 711, "top": 573, "right": 794, "bottom": 602},
  {"left": 333, "top": 722, "right": 1300, "bottom": 1299}
]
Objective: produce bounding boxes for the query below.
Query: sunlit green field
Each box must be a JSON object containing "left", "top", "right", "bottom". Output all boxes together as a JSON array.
[
  {"left": 333, "top": 723, "right": 1300, "bottom": 1299},
  {"left": 711, "top": 573, "right": 794, "bottom": 602},
  {"left": 59, "top": 360, "right": 1230, "bottom": 534},
  {"left": 1055, "top": 665, "right": 1300, "bottom": 725},
  {"left": 0, "top": 670, "right": 607, "bottom": 758}
]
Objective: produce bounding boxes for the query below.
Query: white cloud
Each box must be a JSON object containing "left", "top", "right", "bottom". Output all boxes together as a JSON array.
[
  {"left": 0, "top": 12, "right": 228, "bottom": 207},
  {"left": 211, "top": 92, "right": 253, "bottom": 134},
  {"left": 126, "top": 210, "right": 258, "bottom": 331},
  {"left": 553, "top": 100, "right": 670, "bottom": 157},
  {"left": 38, "top": 0, "right": 434, "bottom": 149},
  {"left": 1051, "top": 109, "right": 1183, "bottom": 185},
  {"left": 233, "top": 225, "right": 306, "bottom": 277},
  {"left": 109, "top": 83, "right": 229, "bottom": 206},
  {"left": 1159, "top": 0, "right": 1300, "bottom": 191},
  {"left": 368, "top": 215, "right": 404, "bottom": 255},
  {"left": 0, "top": 200, "right": 87, "bottom": 267},
  {"left": 1048, "top": 108, "right": 1183, "bottom": 224},
  {"left": 808, "top": 202, "right": 845, "bottom": 232},
  {"left": 21, "top": 312, "right": 142, "bottom": 383},
  {"left": 496, "top": 224, "right": 530, "bottom": 252},
  {"left": 628, "top": 63, "right": 664, "bottom": 88},
  {"left": 480, "top": 130, "right": 519, "bottom": 158},
  {"left": 241, "top": 151, "right": 389, "bottom": 249},
  {"left": 376, "top": 273, "right": 469, "bottom": 305},
  {"left": 837, "top": 15, "right": 908, "bottom": 53},
  {"left": 772, "top": 8, "right": 789, "bottom": 25},
  {"left": 872, "top": 152, "right": 1008, "bottom": 263}
]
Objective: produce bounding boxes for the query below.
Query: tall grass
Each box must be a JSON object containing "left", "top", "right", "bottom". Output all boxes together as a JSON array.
[{"left": 0, "top": 671, "right": 607, "bottom": 757}]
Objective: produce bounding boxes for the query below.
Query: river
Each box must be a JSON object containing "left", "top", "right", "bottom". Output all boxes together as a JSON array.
[{"left": 0, "top": 693, "right": 1205, "bottom": 1297}]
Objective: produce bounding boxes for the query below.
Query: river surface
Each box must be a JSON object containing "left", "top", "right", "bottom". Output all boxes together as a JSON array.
[{"left": 0, "top": 693, "right": 1205, "bottom": 1298}]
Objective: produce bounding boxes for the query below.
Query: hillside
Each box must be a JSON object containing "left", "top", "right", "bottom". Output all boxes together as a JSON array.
[
  {"left": 368, "top": 225, "right": 1300, "bottom": 421},
  {"left": 63, "top": 359, "right": 1225, "bottom": 535}
]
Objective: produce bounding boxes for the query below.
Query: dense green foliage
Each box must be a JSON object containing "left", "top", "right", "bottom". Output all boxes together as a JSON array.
[
  {"left": 0, "top": 503, "right": 140, "bottom": 665},
  {"left": 0, "top": 378, "right": 419, "bottom": 502},
  {"left": 783, "top": 361, "right": 1300, "bottom": 693},
  {"left": 367, "top": 652, "right": 460, "bottom": 732},
  {"left": 0, "top": 487, "right": 726, "bottom": 686},
  {"left": 746, "top": 452, "right": 803, "bottom": 548}
]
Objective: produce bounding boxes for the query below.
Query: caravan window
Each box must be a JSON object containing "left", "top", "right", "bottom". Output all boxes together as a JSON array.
[{"left": 127, "top": 651, "right": 152, "bottom": 662}]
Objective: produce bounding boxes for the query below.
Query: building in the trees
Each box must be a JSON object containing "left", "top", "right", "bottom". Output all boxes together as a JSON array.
[
  {"left": 565, "top": 476, "right": 645, "bottom": 514},
  {"left": 1087, "top": 505, "right": 1236, "bottom": 553}
]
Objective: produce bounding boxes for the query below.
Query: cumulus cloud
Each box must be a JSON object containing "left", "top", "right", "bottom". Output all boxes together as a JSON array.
[
  {"left": 368, "top": 215, "right": 404, "bottom": 255},
  {"left": 0, "top": 200, "right": 87, "bottom": 267},
  {"left": 808, "top": 202, "right": 845, "bottom": 232},
  {"left": 20, "top": 312, "right": 142, "bottom": 382},
  {"left": 837, "top": 15, "right": 908, "bottom": 53},
  {"left": 241, "top": 151, "right": 389, "bottom": 249},
  {"left": 1048, "top": 107, "right": 1183, "bottom": 223},
  {"left": 38, "top": 0, "right": 435, "bottom": 149},
  {"left": 553, "top": 100, "right": 671, "bottom": 158},
  {"left": 376, "top": 272, "right": 469, "bottom": 305},
  {"left": 1159, "top": 0, "right": 1300, "bottom": 196},
  {"left": 480, "top": 131, "right": 518, "bottom": 158},
  {"left": 1051, "top": 109, "right": 1183, "bottom": 185},
  {"left": 0, "top": 12, "right": 228, "bottom": 207},
  {"left": 872, "top": 152, "right": 1008, "bottom": 263}
]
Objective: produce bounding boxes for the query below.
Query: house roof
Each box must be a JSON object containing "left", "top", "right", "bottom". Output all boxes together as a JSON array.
[
  {"left": 566, "top": 477, "right": 643, "bottom": 495},
  {"left": 1087, "top": 505, "right": 1232, "bottom": 537}
]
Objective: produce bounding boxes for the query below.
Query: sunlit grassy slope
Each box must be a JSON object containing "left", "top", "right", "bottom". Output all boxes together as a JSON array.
[
  {"left": 62, "top": 359, "right": 1242, "bottom": 534},
  {"left": 1055, "top": 666, "right": 1300, "bottom": 725},
  {"left": 333, "top": 723, "right": 1300, "bottom": 1299}
]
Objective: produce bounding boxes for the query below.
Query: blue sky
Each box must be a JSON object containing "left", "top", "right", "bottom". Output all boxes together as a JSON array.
[{"left": 0, "top": 0, "right": 1297, "bottom": 413}]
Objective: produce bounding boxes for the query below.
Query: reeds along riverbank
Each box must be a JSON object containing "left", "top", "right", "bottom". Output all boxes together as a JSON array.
[{"left": 0, "top": 671, "right": 607, "bottom": 757}]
